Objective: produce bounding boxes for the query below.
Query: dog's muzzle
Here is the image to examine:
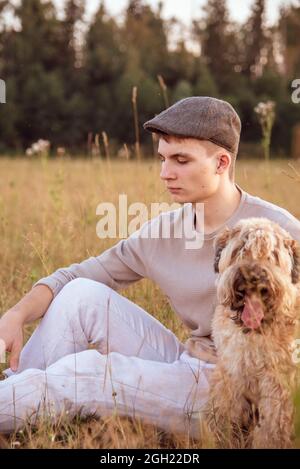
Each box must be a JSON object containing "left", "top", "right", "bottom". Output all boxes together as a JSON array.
[{"left": 231, "top": 263, "right": 275, "bottom": 330}]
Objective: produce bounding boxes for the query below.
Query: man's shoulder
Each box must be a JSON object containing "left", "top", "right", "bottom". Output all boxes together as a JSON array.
[{"left": 242, "top": 191, "right": 300, "bottom": 243}]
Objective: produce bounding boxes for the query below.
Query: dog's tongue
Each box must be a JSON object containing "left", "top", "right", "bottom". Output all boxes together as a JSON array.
[{"left": 241, "top": 294, "right": 264, "bottom": 329}]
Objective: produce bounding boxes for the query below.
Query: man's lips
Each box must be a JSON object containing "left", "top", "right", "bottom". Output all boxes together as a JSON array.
[{"left": 167, "top": 187, "right": 182, "bottom": 192}]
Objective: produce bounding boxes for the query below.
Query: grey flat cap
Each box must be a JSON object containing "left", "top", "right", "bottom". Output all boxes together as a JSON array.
[{"left": 143, "top": 96, "right": 241, "bottom": 156}]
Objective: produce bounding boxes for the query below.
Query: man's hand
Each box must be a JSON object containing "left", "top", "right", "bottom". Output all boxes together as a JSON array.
[
  {"left": 0, "top": 310, "right": 24, "bottom": 372},
  {"left": 0, "top": 284, "right": 54, "bottom": 373}
]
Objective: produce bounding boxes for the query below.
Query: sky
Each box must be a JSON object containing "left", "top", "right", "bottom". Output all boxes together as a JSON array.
[
  {"left": 69, "top": 0, "right": 295, "bottom": 26},
  {"left": 6, "top": 0, "right": 296, "bottom": 27},
  {"left": 4, "top": 0, "right": 297, "bottom": 50}
]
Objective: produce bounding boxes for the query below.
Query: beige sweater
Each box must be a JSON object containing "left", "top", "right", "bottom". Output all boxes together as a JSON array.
[{"left": 33, "top": 185, "right": 300, "bottom": 361}]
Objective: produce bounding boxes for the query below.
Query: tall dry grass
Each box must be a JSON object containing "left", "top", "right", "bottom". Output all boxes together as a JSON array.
[{"left": 0, "top": 156, "right": 300, "bottom": 448}]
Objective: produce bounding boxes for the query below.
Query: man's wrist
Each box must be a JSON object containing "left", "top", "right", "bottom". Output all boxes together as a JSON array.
[{"left": 2, "top": 306, "right": 28, "bottom": 325}]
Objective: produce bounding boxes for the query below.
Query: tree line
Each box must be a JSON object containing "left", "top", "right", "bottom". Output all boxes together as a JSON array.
[{"left": 0, "top": 0, "right": 299, "bottom": 157}]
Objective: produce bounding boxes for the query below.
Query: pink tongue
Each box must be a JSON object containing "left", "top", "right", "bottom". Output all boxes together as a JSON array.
[{"left": 241, "top": 295, "right": 264, "bottom": 329}]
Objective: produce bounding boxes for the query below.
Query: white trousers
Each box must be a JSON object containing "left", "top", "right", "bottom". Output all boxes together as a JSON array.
[{"left": 0, "top": 278, "right": 215, "bottom": 438}]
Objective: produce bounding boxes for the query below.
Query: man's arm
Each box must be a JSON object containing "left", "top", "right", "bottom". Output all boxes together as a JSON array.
[
  {"left": 281, "top": 214, "right": 300, "bottom": 245},
  {"left": 0, "top": 284, "right": 54, "bottom": 371},
  {"left": 5, "top": 284, "right": 54, "bottom": 324},
  {"left": 3, "top": 217, "right": 153, "bottom": 325},
  {"left": 0, "top": 220, "right": 153, "bottom": 370},
  {"left": 32, "top": 229, "right": 151, "bottom": 299},
  {"left": 3, "top": 234, "right": 148, "bottom": 326}
]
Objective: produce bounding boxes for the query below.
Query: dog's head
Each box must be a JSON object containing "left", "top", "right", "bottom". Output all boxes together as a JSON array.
[{"left": 213, "top": 217, "right": 300, "bottom": 331}]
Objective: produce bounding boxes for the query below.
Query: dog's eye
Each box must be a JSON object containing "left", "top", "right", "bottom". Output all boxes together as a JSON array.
[
  {"left": 260, "top": 288, "right": 268, "bottom": 296},
  {"left": 236, "top": 289, "right": 245, "bottom": 298}
]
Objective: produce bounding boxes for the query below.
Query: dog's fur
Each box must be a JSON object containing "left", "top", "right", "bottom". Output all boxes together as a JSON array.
[{"left": 204, "top": 217, "right": 300, "bottom": 448}]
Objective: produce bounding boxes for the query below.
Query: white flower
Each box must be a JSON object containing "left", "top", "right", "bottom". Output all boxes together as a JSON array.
[
  {"left": 25, "top": 139, "right": 51, "bottom": 156},
  {"left": 37, "top": 139, "right": 50, "bottom": 151},
  {"left": 254, "top": 101, "right": 275, "bottom": 119},
  {"left": 32, "top": 142, "right": 40, "bottom": 153}
]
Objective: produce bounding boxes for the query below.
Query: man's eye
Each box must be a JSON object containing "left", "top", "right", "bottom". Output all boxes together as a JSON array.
[{"left": 177, "top": 160, "right": 188, "bottom": 165}]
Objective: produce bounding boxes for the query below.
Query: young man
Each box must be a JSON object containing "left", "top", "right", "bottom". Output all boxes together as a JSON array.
[{"left": 0, "top": 97, "right": 299, "bottom": 437}]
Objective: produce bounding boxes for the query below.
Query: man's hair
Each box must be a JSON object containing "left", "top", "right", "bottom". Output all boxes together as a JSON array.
[{"left": 156, "top": 132, "right": 236, "bottom": 181}]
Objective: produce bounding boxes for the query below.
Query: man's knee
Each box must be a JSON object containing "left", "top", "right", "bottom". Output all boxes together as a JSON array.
[{"left": 57, "top": 278, "right": 113, "bottom": 306}]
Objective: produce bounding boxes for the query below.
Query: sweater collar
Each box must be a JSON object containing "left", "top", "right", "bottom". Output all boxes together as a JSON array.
[{"left": 190, "top": 183, "right": 247, "bottom": 241}]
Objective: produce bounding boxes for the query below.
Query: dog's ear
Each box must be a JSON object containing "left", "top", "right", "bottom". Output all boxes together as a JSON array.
[
  {"left": 284, "top": 239, "right": 300, "bottom": 284},
  {"left": 213, "top": 227, "right": 232, "bottom": 273}
]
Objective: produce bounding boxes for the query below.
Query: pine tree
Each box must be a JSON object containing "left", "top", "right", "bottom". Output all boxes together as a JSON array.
[
  {"left": 84, "top": 2, "right": 127, "bottom": 139},
  {"left": 124, "top": 0, "right": 168, "bottom": 77},
  {"left": 279, "top": 3, "right": 300, "bottom": 78},
  {"left": 63, "top": 0, "right": 85, "bottom": 71},
  {"left": 194, "top": 0, "right": 239, "bottom": 93},
  {"left": 165, "top": 39, "right": 196, "bottom": 88},
  {"left": 85, "top": 2, "right": 125, "bottom": 84},
  {"left": 4, "top": 0, "right": 66, "bottom": 148},
  {"left": 243, "top": 0, "right": 267, "bottom": 77}
]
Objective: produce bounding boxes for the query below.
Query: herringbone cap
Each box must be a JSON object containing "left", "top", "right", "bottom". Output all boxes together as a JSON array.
[{"left": 143, "top": 96, "right": 241, "bottom": 156}]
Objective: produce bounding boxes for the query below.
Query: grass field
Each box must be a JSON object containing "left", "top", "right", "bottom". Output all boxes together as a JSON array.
[{"left": 0, "top": 156, "right": 300, "bottom": 448}]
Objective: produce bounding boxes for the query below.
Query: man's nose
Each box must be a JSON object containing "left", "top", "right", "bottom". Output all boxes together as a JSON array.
[{"left": 160, "top": 162, "right": 176, "bottom": 180}]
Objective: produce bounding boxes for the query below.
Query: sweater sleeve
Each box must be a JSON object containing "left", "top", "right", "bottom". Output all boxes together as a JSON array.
[
  {"left": 32, "top": 220, "right": 152, "bottom": 298},
  {"left": 277, "top": 211, "right": 300, "bottom": 244}
]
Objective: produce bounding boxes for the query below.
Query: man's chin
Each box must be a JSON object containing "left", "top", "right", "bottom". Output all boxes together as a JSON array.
[
  {"left": 170, "top": 193, "right": 186, "bottom": 203},
  {"left": 170, "top": 192, "right": 194, "bottom": 203}
]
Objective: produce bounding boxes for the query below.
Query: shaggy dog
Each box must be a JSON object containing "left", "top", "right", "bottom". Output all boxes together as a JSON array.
[{"left": 204, "top": 217, "right": 300, "bottom": 448}]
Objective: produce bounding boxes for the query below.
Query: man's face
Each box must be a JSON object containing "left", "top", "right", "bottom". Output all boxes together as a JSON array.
[{"left": 158, "top": 136, "right": 222, "bottom": 203}]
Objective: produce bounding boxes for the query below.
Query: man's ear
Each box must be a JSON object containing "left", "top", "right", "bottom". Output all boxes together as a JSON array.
[
  {"left": 216, "top": 152, "right": 231, "bottom": 174},
  {"left": 213, "top": 227, "right": 231, "bottom": 273}
]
